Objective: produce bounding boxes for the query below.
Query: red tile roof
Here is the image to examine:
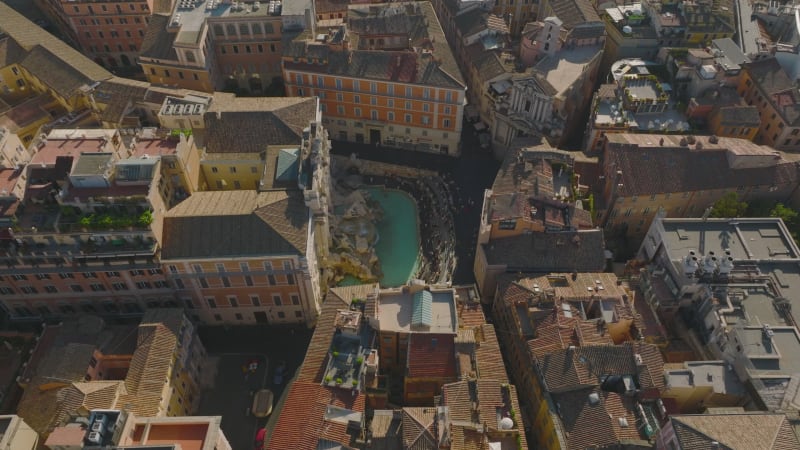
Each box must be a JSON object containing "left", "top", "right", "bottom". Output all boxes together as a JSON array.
[
  {"left": 474, "top": 325, "right": 509, "bottom": 383},
  {"left": 406, "top": 334, "right": 457, "bottom": 379},
  {"left": 266, "top": 381, "right": 365, "bottom": 450}
]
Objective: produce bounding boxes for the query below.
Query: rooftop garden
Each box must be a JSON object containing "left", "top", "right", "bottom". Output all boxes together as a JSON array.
[{"left": 323, "top": 334, "right": 369, "bottom": 390}]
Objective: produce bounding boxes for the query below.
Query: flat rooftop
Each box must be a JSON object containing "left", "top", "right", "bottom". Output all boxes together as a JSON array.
[
  {"left": 664, "top": 361, "right": 746, "bottom": 396},
  {"left": 377, "top": 288, "right": 457, "bottom": 333},
  {"left": 130, "top": 420, "right": 213, "bottom": 450},
  {"left": 535, "top": 45, "right": 602, "bottom": 96},
  {"left": 660, "top": 219, "right": 798, "bottom": 262},
  {"left": 171, "top": 0, "right": 278, "bottom": 46},
  {"left": 737, "top": 327, "right": 800, "bottom": 376}
]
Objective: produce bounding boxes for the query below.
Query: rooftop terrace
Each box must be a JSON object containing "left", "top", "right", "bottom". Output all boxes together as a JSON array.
[
  {"left": 376, "top": 287, "right": 457, "bottom": 333},
  {"left": 535, "top": 45, "right": 602, "bottom": 96},
  {"left": 170, "top": 0, "right": 281, "bottom": 46}
]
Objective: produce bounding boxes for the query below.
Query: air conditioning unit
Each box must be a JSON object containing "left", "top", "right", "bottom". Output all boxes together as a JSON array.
[
  {"left": 87, "top": 431, "right": 102, "bottom": 444},
  {"left": 91, "top": 421, "right": 105, "bottom": 433}
]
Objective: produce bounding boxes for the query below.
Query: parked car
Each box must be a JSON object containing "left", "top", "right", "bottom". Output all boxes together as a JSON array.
[{"left": 251, "top": 389, "right": 274, "bottom": 418}]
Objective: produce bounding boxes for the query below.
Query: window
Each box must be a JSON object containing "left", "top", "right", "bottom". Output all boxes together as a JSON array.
[
  {"left": 60, "top": 273, "right": 74, "bottom": 279},
  {"left": 240, "top": 24, "right": 250, "bottom": 35},
  {"left": 252, "top": 23, "right": 262, "bottom": 34},
  {"left": 221, "top": 277, "right": 231, "bottom": 287},
  {"left": 112, "top": 282, "right": 128, "bottom": 291},
  {"left": 136, "top": 281, "right": 152, "bottom": 289},
  {"left": 185, "top": 51, "right": 196, "bottom": 63},
  {"left": 405, "top": 101, "right": 412, "bottom": 110},
  {"left": 291, "top": 295, "right": 300, "bottom": 305},
  {"left": 45, "top": 285, "right": 57, "bottom": 293},
  {"left": 405, "top": 114, "right": 412, "bottom": 123},
  {"left": 337, "top": 105, "right": 345, "bottom": 115},
  {"left": 277, "top": 311, "right": 286, "bottom": 319},
  {"left": 371, "top": 110, "right": 378, "bottom": 120},
  {"left": 214, "top": 314, "right": 222, "bottom": 322},
  {"left": 36, "top": 273, "right": 50, "bottom": 280},
  {"left": 295, "top": 311, "right": 303, "bottom": 318},
  {"left": 245, "top": 276, "right": 253, "bottom": 286},
  {"left": 388, "top": 112, "right": 395, "bottom": 121},
  {"left": 90, "top": 284, "right": 106, "bottom": 292},
  {"left": 235, "top": 313, "right": 243, "bottom": 320},
  {"left": 12, "top": 274, "right": 26, "bottom": 281},
  {"left": 335, "top": 78, "right": 342, "bottom": 89},
  {"left": 70, "top": 285, "right": 83, "bottom": 292},
  {"left": 405, "top": 87, "right": 412, "bottom": 97},
  {"left": 354, "top": 95, "right": 361, "bottom": 104},
  {"left": 20, "top": 286, "right": 37, "bottom": 294},
  {"left": 229, "top": 296, "right": 239, "bottom": 307},
  {"left": 273, "top": 294, "right": 282, "bottom": 306},
  {"left": 251, "top": 295, "right": 261, "bottom": 306},
  {"left": 207, "top": 298, "right": 217, "bottom": 308},
  {"left": 443, "top": 119, "right": 451, "bottom": 128},
  {"left": 354, "top": 108, "right": 362, "bottom": 117},
  {"left": 422, "top": 116, "right": 430, "bottom": 125},
  {"left": 199, "top": 277, "right": 209, "bottom": 288}
]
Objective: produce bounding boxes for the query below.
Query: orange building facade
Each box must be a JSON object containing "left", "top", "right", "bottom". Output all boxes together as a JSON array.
[
  {"left": 56, "top": 0, "right": 155, "bottom": 69},
  {"left": 283, "top": 2, "right": 466, "bottom": 155}
]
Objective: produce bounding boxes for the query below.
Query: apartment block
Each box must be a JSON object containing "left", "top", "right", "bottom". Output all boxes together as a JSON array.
[
  {"left": 0, "top": 128, "right": 188, "bottom": 322},
  {"left": 140, "top": 0, "right": 313, "bottom": 93},
  {"left": 637, "top": 217, "right": 800, "bottom": 411},
  {"left": 597, "top": 133, "right": 800, "bottom": 238},
  {"left": 738, "top": 57, "right": 800, "bottom": 151},
  {"left": 283, "top": 2, "right": 466, "bottom": 155},
  {"left": 37, "top": 0, "right": 166, "bottom": 70},
  {"left": 474, "top": 141, "right": 605, "bottom": 300}
]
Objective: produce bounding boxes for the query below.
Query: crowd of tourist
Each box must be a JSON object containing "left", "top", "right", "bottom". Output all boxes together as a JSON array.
[{"left": 372, "top": 172, "right": 458, "bottom": 285}]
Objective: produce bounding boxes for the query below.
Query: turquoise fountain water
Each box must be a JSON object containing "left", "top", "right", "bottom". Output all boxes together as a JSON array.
[{"left": 338, "top": 187, "right": 420, "bottom": 287}]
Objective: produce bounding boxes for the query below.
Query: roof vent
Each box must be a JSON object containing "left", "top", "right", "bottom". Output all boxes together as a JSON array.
[
  {"left": 618, "top": 417, "right": 629, "bottom": 427},
  {"left": 588, "top": 392, "right": 600, "bottom": 405}
]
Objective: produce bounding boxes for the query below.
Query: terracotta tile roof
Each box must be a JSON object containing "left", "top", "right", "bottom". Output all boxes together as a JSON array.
[
  {"left": 401, "top": 408, "right": 437, "bottom": 449},
  {"left": 482, "top": 229, "right": 606, "bottom": 271},
  {"left": 669, "top": 413, "right": 800, "bottom": 450},
  {"left": 118, "top": 310, "right": 184, "bottom": 417},
  {"left": 266, "top": 381, "right": 365, "bottom": 450},
  {"left": 457, "top": 302, "right": 485, "bottom": 329},
  {"left": 535, "top": 342, "right": 665, "bottom": 393},
  {"left": 441, "top": 380, "right": 528, "bottom": 449},
  {"left": 204, "top": 96, "right": 317, "bottom": 153},
  {"left": 139, "top": 14, "right": 178, "bottom": 61},
  {"left": 0, "top": 3, "right": 111, "bottom": 84},
  {"left": 407, "top": 334, "right": 457, "bottom": 379},
  {"left": 604, "top": 134, "right": 800, "bottom": 197},
  {"left": 547, "top": 0, "right": 602, "bottom": 30},
  {"left": 553, "top": 388, "right": 643, "bottom": 450},
  {"left": 161, "top": 190, "right": 309, "bottom": 259},
  {"left": 0, "top": 35, "right": 25, "bottom": 67},
  {"left": 287, "top": 3, "right": 464, "bottom": 89},
  {"left": 474, "top": 325, "right": 509, "bottom": 383},
  {"left": 745, "top": 58, "right": 793, "bottom": 96},
  {"left": 54, "top": 381, "right": 125, "bottom": 425}
]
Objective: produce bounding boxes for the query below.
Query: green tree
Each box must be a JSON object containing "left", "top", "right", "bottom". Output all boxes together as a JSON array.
[{"left": 710, "top": 192, "right": 748, "bottom": 218}]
